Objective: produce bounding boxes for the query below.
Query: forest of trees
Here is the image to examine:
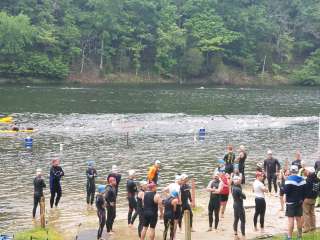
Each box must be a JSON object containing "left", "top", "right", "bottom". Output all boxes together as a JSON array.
[{"left": 0, "top": 0, "right": 319, "bottom": 84}]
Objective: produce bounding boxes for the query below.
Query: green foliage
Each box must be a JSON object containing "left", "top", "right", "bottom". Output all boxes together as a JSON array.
[
  {"left": 0, "top": 0, "right": 319, "bottom": 83},
  {"left": 15, "top": 227, "right": 63, "bottom": 240}
]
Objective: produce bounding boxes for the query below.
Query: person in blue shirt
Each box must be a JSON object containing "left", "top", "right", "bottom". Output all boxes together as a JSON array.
[{"left": 284, "top": 165, "right": 306, "bottom": 240}]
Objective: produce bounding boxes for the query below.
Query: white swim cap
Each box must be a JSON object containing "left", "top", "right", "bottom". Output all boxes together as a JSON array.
[{"left": 128, "top": 169, "right": 135, "bottom": 176}]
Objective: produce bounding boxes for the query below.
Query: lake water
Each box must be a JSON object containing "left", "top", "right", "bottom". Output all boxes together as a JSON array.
[{"left": 0, "top": 85, "right": 319, "bottom": 234}]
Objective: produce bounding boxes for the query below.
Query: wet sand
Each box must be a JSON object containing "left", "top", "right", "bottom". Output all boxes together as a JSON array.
[{"left": 32, "top": 187, "right": 320, "bottom": 240}]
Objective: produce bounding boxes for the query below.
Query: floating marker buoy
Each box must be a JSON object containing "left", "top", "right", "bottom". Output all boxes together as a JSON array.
[
  {"left": 199, "top": 128, "right": 205, "bottom": 141},
  {"left": 60, "top": 143, "right": 63, "bottom": 151},
  {"left": 24, "top": 136, "right": 33, "bottom": 148}
]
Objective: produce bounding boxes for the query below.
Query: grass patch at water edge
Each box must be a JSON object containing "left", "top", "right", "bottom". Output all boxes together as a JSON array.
[
  {"left": 270, "top": 230, "right": 320, "bottom": 240},
  {"left": 15, "top": 227, "right": 63, "bottom": 240}
]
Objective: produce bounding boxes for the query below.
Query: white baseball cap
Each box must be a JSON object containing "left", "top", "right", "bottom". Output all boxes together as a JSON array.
[
  {"left": 290, "top": 165, "right": 299, "bottom": 174},
  {"left": 175, "top": 174, "right": 182, "bottom": 181}
]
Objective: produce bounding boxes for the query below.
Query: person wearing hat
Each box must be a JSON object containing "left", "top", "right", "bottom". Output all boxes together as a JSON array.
[
  {"left": 49, "top": 159, "right": 64, "bottom": 208},
  {"left": 232, "top": 175, "right": 246, "bottom": 240},
  {"left": 206, "top": 170, "right": 222, "bottom": 231},
  {"left": 33, "top": 168, "right": 46, "bottom": 219},
  {"left": 230, "top": 164, "right": 243, "bottom": 187},
  {"left": 253, "top": 172, "right": 268, "bottom": 232},
  {"left": 137, "top": 181, "right": 148, "bottom": 238},
  {"left": 86, "top": 160, "right": 97, "bottom": 207},
  {"left": 105, "top": 177, "right": 117, "bottom": 234},
  {"left": 223, "top": 145, "right": 236, "bottom": 174},
  {"left": 140, "top": 182, "right": 163, "bottom": 240},
  {"left": 127, "top": 170, "right": 138, "bottom": 227},
  {"left": 303, "top": 167, "right": 319, "bottom": 232},
  {"left": 263, "top": 150, "right": 281, "bottom": 194},
  {"left": 96, "top": 185, "right": 106, "bottom": 240},
  {"left": 107, "top": 165, "right": 122, "bottom": 197},
  {"left": 284, "top": 165, "right": 306, "bottom": 240},
  {"left": 147, "top": 160, "right": 161, "bottom": 184},
  {"left": 179, "top": 174, "right": 193, "bottom": 231},
  {"left": 163, "top": 190, "right": 179, "bottom": 240}
]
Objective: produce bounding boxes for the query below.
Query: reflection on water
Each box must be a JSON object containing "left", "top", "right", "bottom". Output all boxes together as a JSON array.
[{"left": 0, "top": 113, "right": 319, "bottom": 234}]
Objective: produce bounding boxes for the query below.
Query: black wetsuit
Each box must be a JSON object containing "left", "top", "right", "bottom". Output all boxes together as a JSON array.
[
  {"left": 264, "top": 158, "right": 280, "bottom": 193},
  {"left": 49, "top": 166, "right": 64, "bottom": 208},
  {"left": 126, "top": 179, "right": 138, "bottom": 225},
  {"left": 137, "top": 190, "right": 144, "bottom": 237},
  {"left": 107, "top": 173, "right": 121, "bottom": 196},
  {"left": 224, "top": 152, "right": 235, "bottom": 174},
  {"left": 143, "top": 191, "right": 158, "bottom": 228},
  {"left": 163, "top": 197, "right": 175, "bottom": 240},
  {"left": 33, "top": 176, "right": 46, "bottom": 218},
  {"left": 314, "top": 160, "right": 320, "bottom": 173},
  {"left": 105, "top": 184, "right": 116, "bottom": 232},
  {"left": 238, "top": 152, "right": 247, "bottom": 184},
  {"left": 292, "top": 159, "right": 302, "bottom": 170},
  {"left": 232, "top": 185, "right": 246, "bottom": 236},
  {"left": 179, "top": 183, "right": 193, "bottom": 228},
  {"left": 96, "top": 194, "right": 106, "bottom": 239},
  {"left": 86, "top": 167, "right": 97, "bottom": 205},
  {"left": 208, "top": 179, "right": 221, "bottom": 229}
]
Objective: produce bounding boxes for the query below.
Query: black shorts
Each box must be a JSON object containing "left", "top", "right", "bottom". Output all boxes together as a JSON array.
[
  {"left": 143, "top": 213, "right": 158, "bottom": 228},
  {"left": 220, "top": 194, "right": 229, "bottom": 202},
  {"left": 174, "top": 205, "right": 182, "bottom": 220},
  {"left": 285, "top": 203, "right": 303, "bottom": 217},
  {"left": 279, "top": 188, "right": 285, "bottom": 197}
]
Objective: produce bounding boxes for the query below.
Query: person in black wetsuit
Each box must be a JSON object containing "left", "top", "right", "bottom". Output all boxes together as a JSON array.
[
  {"left": 127, "top": 170, "right": 138, "bottom": 227},
  {"left": 49, "top": 159, "right": 64, "bottom": 208},
  {"left": 224, "top": 145, "right": 236, "bottom": 174},
  {"left": 232, "top": 176, "right": 246, "bottom": 240},
  {"left": 263, "top": 150, "right": 281, "bottom": 194},
  {"left": 107, "top": 165, "right": 121, "bottom": 197},
  {"left": 207, "top": 171, "right": 222, "bottom": 231},
  {"left": 292, "top": 151, "right": 302, "bottom": 170},
  {"left": 96, "top": 185, "right": 106, "bottom": 240},
  {"left": 33, "top": 168, "right": 46, "bottom": 219},
  {"left": 179, "top": 174, "right": 194, "bottom": 231},
  {"left": 105, "top": 177, "right": 117, "bottom": 234},
  {"left": 137, "top": 181, "right": 148, "bottom": 238},
  {"left": 163, "top": 191, "right": 179, "bottom": 240},
  {"left": 140, "top": 182, "right": 163, "bottom": 240},
  {"left": 237, "top": 145, "right": 247, "bottom": 184},
  {"left": 86, "top": 161, "right": 97, "bottom": 206}
]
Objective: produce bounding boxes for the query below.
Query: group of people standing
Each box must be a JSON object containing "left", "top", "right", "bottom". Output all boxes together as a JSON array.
[{"left": 31, "top": 146, "right": 320, "bottom": 240}]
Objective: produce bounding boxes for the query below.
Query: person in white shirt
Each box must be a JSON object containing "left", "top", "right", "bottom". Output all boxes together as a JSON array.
[{"left": 253, "top": 172, "right": 268, "bottom": 232}]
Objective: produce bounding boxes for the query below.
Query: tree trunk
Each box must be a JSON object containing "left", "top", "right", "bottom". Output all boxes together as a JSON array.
[
  {"left": 261, "top": 55, "right": 267, "bottom": 75},
  {"left": 99, "top": 36, "right": 104, "bottom": 70},
  {"left": 80, "top": 44, "right": 85, "bottom": 73}
]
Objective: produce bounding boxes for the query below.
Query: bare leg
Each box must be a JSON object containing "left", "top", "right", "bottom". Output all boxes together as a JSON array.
[
  {"left": 140, "top": 227, "right": 148, "bottom": 240},
  {"left": 149, "top": 228, "right": 155, "bottom": 240},
  {"left": 287, "top": 217, "right": 294, "bottom": 238}
]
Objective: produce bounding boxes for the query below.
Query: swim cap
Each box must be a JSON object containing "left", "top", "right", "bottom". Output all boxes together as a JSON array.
[
  {"left": 181, "top": 173, "right": 188, "bottom": 180},
  {"left": 218, "top": 159, "right": 225, "bottom": 164},
  {"left": 218, "top": 166, "right": 225, "bottom": 173},
  {"left": 87, "top": 160, "right": 94, "bottom": 167},
  {"left": 36, "top": 168, "right": 42, "bottom": 175},
  {"left": 233, "top": 163, "right": 239, "bottom": 169},
  {"left": 147, "top": 181, "right": 157, "bottom": 189},
  {"left": 155, "top": 160, "right": 161, "bottom": 165},
  {"left": 239, "top": 145, "right": 245, "bottom": 151},
  {"left": 128, "top": 169, "right": 135, "bottom": 176},
  {"left": 267, "top": 149, "right": 272, "bottom": 155},
  {"left": 171, "top": 190, "right": 179, "bottom": 198},
  {"left": 111, "top": 165, "right": 118, "bottom": 173},
  {"left": 98, "top": 185, "right": 106, "bottom": 193},
  {"left": 108, "top": 176, "right": 116, "bottom": 183},
  {"left": 175, "top": 174, "right": 182, "bottom": 181}
]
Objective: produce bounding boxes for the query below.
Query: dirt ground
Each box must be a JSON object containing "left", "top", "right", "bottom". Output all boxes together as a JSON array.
[{"left": 42, "top": 187, "right": 320, "bottom": 240}]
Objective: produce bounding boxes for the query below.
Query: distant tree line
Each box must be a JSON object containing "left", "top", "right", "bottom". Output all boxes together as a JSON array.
[{"left": 0, "top": 0, "right": 319, "bottom": 84}]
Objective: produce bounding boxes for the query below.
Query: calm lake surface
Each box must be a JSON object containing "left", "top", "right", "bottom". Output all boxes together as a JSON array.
[{"left": 0, "top": 85, "right": 319, "bottom": 234}]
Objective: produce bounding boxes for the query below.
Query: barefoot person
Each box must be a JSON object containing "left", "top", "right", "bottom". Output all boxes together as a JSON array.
[
  {"left": 147, "top": 160, "right": 161, "bottom": 184},
  {"left": 237, "top": 145, "right": 247, "bottom": 184},
  {"left": 49, "top": 159, "right": 64, "bottom": 208},
  {"left": 137, "top": 181, "right": 148, "bottom": 238},
  {"left": 105, "top": 177, "right": 117, "bottom": 234},
  {"left": 86, "top": 160, "right": 97, "bottom": 207},
  {"left": 284, "top": 165, "right": 306, "bottom": 240},
  {"left": 107, "top": 165, "right": 121, "bottom": 197},
  {"left": 264, "top": 150, "right": 280, "bottom": 194},
  {"left": 32, "top": 168, "right": 46, "bottom": 219},
  {"left": 224, "top": 145, "right": 236, "bottom": 174},
  {"left": 207, "top": 171, "right": 222, "bottom": 231},
  {"left": 163, "top": 190, "right": 179, "bottom": 240},
  {"left": 253, "top": 172, "right": 268, "bottom": 232},
  {"left": 140, "top": 182, "right": 163, "bottom": 240},
  {"left": 127, "top": 170, "right": 138, "bottom": 227},
  {"left": 219, "top": 170, "right": 230, "bottom": 218},
  {"left": 278, "top": 159, "right": 290, "bottom": 211},
  {"left": 96, "top": 185, "right": 106, "bottom": 240},
  {"left": 232, "top": 176, "right": 246, "bottom": 240}
]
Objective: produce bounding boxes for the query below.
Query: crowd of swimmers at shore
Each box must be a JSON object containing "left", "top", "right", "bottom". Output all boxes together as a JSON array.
[{"left": 32, "top": 145, "right": 320, "bottom": 240}]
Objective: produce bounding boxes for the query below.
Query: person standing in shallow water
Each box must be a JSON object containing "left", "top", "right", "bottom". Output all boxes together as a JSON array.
[
  {"left": 163, "top": 190, "right": 179, "bottom": 240},
  {"left": 33, "top": 168, "right": 46, "bottom": 219},
  {"left": 49, "top": 159, "right": 64, "bottom": 208},
  {"left": 107, "top": 165, "right": 121, "bottom": 197},
  {"left": 224, "top": 145, "right": 236, "bottom": 174},
  {"left": 232, "top": 176, "right": 246, "bottom": 240},
  {"left": 253, "top": 172, "right": 268, "bottom": 233},
  {"left": 179, "top": 174, "right": 194, "bottom": 231},
  {"left": 127, "top": 170, "right": 138, "bottom": 227},
  {"left": 137, "top": 181, "right": 148, "bottom": 238},
  {"left": 147, "top": 160, "right": 161, "bottom": 184},
  {"left": 237, "top": 145, "right": 247, "bottom": 184},
  {"left": 96, "top": 185, "right": 106, "bottom": 240},
  {"left": 105, "top": 176, "right": 117, "bottom": 234},
  {"left": 86, "top": 160, "right": 97, "bottom": 207}
]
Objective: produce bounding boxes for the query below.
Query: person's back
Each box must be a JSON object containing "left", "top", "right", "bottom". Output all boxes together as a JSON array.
[
  {"left": 144, "top": 191, "right": 158, "bottom": 216},
  {"left": 232, "top": 185, "right": 245, "bottom": 207},
  {"left": 284, "top": 174, "right": 306, "bottom": 204},
  {"left": 34, "top": 176, "right": 46, "bottom": 197},
  {"left": 164, "top": 197, "right": 174, "bottom": 219},
  {"left": 305, "top": 172, "right": 319, "bottom": 199},
  {"left": 127, "top": 178, "right": 137, "bottom": 196}
]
